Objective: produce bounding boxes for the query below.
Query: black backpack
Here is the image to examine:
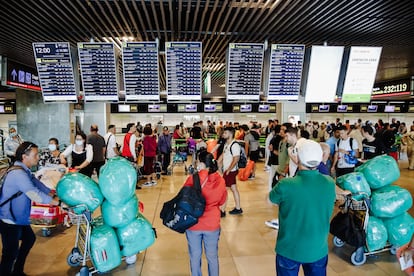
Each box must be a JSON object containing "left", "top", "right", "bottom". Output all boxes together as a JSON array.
[
  {"left": 160, "top": 172, "right": 206, "bottom": 233},
  {"left": 230, "top": 142, "right": 247, "bottom": 168}
]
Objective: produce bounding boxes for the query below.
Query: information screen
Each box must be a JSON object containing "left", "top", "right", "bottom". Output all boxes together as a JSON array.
[
  {"left": 337, "top": 105, "right": 348, "bottom": 112},
  {"left": 204, "top": 104, "right": 216, "bottom": 112},
  {"left": 305, "top": 46, "right": 344, "bottom": 103},
  {"left": 226, "top": 43, "right": 264, "bottom": 102},
  {"left": 148, "top": 104, "right": 167, "bottom": 112},
  {"left": 341, "top": 46, "right": 382, "bottom": 103},
  {"left": 122, "top": 42, "right": 159, "bottom": 102},
  {"left": 3, "top": 59, "right": 41, "bottom": 91},
  {"left": 33, "top": 42, "right": 77, "bottom": 103},
  {"left": 368, "top": 105, "right": 378, "bottom": 112},
  {"left": 384, "top": 105, "right": 395, "bottom": 112},
  {"left": 268, "top": 44, "right": 305, "bottom": 101},
  {"left": 319, "top": 105, "right": 330, "bottom": 112},
  {"left": 240, "top": 104, "right": 252, "bottom": 112},
  {"left": 78, "top": 42, "right": 118, "bottom": 102},
  {"left": 166, "top": 42, "right": 202, "bottom": 102},
  {"left": 372, "top": 78, "right": 411, "bottom": 99}
]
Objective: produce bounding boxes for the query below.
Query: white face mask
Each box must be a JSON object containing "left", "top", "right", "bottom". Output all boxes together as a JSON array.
[
  {"left": 10, "top": 133, "right": 17, "bottom": 137},
  {"left": 75, "top": 140, "right": 83, "bottom": 146},
  {"left": 48, "top": 144, "right": 57, "bottom": 151}
]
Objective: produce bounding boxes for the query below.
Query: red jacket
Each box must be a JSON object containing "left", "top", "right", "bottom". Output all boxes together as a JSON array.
[
  {"left": 143, "top": 135, "right": 157, "bottom": 157},
  {"left": 184, "top": 170, "right": 227, "bottom": 231}
]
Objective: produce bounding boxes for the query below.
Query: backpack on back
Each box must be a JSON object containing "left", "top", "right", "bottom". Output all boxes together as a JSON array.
[
  {"left": 230, "top": 141, "right": 247, "bottom": 168},
  {"left": 0, "top": 165, "right": 24, "bottom": 207}
]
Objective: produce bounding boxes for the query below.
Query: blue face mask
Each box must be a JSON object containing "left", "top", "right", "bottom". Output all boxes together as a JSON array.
[{"left": 48, "top": 144, "right": 57, "bottom": 151}]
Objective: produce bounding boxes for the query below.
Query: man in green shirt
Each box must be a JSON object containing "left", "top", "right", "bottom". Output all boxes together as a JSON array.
[{"left": 269, "top": 139, "right": 335, "bottom": 276}]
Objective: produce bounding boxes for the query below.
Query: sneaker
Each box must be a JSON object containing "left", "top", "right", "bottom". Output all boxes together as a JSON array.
[
  {"left": 220, "top": 211, "right": 226, "bottom": 218},
  {"left": 142, "top": 182, "right": 153, "bottom": 187},
  {"left": 229, "top": 208, "right": 243, "bottom": 215},
  {"left": 265, "top": 219, "right": 279, "bottom": 230},
  {"left": 151, "top": 180, "right": 157, "bottom": 186}
]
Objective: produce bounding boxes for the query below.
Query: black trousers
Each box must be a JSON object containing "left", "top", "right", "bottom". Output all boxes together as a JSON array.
[
  {"left": 87, "top": 161, "right": 106, "bottom": 177},
  {"left": 0, "top": 221, "right": 36, "bottom": 275},
  {"left": 161, "top": 152, "right": 171, "bottom": 172}
]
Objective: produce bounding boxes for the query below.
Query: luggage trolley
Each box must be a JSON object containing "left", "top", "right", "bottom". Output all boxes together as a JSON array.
[{"left": 331, "top": 193, "right": 398, "bottom": 266}]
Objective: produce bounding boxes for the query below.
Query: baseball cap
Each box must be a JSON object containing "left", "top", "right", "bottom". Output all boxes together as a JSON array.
[
  {"left": 296, "top": 139, "right": 323, "bottom": 168},
  {"left": 163, "top": 126, "right": 169, "bottom": 131}
]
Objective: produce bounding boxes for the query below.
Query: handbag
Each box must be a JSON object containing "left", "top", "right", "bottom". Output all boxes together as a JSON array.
[
  {"left": 160, "top": 172, "right": 206, "bottom": 233},
  {"left": 329, "top": 210, "right": 366, "bottom": 247}
]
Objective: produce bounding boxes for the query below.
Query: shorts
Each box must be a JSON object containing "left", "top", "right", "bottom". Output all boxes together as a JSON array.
[
  {"left": 144, "top": 156, "right": 155, "bottom": 175},
  {"left": 249, "top": 150, "right": 260, "bottom": 162},
  {"left": 223, "top": 170, "right": 238, "bottom": 187}
]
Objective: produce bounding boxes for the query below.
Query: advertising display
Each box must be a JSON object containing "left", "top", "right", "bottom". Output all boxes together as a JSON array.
[
  {"left": 226, "top": 43, "right": 264, "bottom": 102},
  {"left": 341, "top": 46, "right": 382, "bottom": 103},
  {"left": 122, "top": 42, "right": 159, "bottom": 102},
  {"left": 267, "top": 44, "right": 305, "bottom": 101},
  {"left": 305, "top": 46, "right": 344, "bottom": 103},
  {"left": 33, "top": 42, "right": 77, "bottom": 103},
  {"left": 166, "top": 42, "right": 202, "bottom": 102},
  {"left": 2, "top": 58, "right": 41, "bottom": 91},
  {"left": 78, "top": 42, "right": 118, "bottom": 102}
]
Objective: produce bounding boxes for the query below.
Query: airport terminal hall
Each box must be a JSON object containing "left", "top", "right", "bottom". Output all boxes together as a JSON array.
[{"left": 2, "top": 0, "right": 414, "bottom": 276}]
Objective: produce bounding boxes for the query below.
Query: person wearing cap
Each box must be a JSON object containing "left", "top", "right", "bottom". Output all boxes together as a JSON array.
[
  {"left": 86, "top": 124, "right": 106, "bottom": 177},
  {"left": 158, "top": 126, "right": 172, "bottom": 174},
  {"left": 269, "top": 139, "right": 335, "bottom": 276}
]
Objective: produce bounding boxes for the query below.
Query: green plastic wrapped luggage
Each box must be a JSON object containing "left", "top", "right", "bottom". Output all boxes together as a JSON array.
[
  {"left": 355, "top": 155, "right": 399, "bottom": 190},
  {"left": 383, "top": 212, "right": 414, "bottom": 247},
  {"left": 102, "top": 195, "right": 139, "bottom": 228},
  {"left": 99, "top": 157, "right": 137, "bottom": 205},
  {"left": 116, "top": 213, "right": 156, "bottom": 256},
  {"left": 370, "top": 185, "right": 413, "bottom": 218},
  {"left": 336, "top": 172, "right": 371, "bottom": 200},
  {"left": 90, "top": 223, "right": 122, "bottom": 273},
  {"left": 366, "top": 216, "right": 388, "bottom": 252},
  {"left": 56, "top": 173, "right": 103, "bottom": 213}
]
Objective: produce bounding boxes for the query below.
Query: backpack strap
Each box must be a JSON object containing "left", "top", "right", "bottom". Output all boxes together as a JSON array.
[{"left": 0, "top": 165, "right": 25, "bottom": 207}]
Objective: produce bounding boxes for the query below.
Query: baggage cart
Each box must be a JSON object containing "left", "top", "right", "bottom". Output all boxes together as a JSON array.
[{"left": 30, "top": 203, "right": 70, "bottom": 237}]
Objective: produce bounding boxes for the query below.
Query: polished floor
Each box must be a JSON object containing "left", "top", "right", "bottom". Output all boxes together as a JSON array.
[{"left": 6, "top": 160, "right": 414, "bottom": 276}]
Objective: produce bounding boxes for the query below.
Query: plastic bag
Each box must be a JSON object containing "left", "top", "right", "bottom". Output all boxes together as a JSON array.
[
  {"left": 99, "top": 157, "right": 137, "bottom": 205},
  {"left": 336, "top": 172, "right": 371, "bottom": 200},
  {"left": 366, "top": 216, "right": 388, "bottom": 251},
  {"left": 102, "top": 195, "right": 139, "bottom": 228},
  {"left": 383, "top": 212, "right": 414, "bottom": 247},
  {"left": 116, "top": 213, "right": 156, "bottom": 256},
  {"left": 355, "top": 155, "right": 400, "bottom": 190},
  {"left": 90, "top": 223, "right": 122, "bottom": 273},
  {"left": 56, "top": 173, "right": 103, "bottom": 213},
  {"left": 370, "top": 185, "right": 413, "bottom": 218}
]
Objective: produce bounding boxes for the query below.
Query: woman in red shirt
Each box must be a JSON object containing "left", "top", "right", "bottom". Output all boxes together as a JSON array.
[
  {"left": 184, "top": 150, "right": 227, "bottom": 276},
  {"left": 142, "top": 126, "right": 158, "bottom": 187}
]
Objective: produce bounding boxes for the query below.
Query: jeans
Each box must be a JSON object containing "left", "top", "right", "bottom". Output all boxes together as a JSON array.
[
  {"left": 0, "top": 221, "right": 36, "bottom": 275},
  {"left": 186, "top": 229, "right": 220, "bottom": 276},
  {"left": 276, "top": 254, "right": 328, "bottom": 276}
]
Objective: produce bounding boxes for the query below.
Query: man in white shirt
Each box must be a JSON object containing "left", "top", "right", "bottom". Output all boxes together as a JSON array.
[
  {"left": 218, "top": 127, "right": 243, "bottom": 216},
  {"left": 104, "top": 125, "right": 119, "bottom": 159},
  {"left": 331, "top": 125, "right": 360, "bottom": 177}
]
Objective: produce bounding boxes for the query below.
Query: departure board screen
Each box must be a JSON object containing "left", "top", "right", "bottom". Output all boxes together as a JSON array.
[
  {"left": 78, "top": 42, "right": 118, "bottom": 102},
  {"left": 122, "top": 42, "right": 159, "bottom": 102},
  {"left": 33, "top": 42, "right": 77, "bottom": 103},
  {"left": 226, "top": 43, "right": 264, "bottom": 102},
  {"left": 267, "top": 44, "right": 305, "bottom": 101},
  {"left": 166, "top": 42, "right": 202, "bottom": 102}
]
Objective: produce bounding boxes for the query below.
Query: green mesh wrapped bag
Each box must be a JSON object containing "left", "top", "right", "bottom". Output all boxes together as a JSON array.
[
  {"left": 383, "top": 212, "right": 414, "bottom": 247},
  {"left": 336, "top": 172, "right": 371, "bottom": 200},
  {"left": 56, "top": 172, "right": 103, "bottom": 213},
  {"left": 101, "top": 195, "right": 139, "bottom": 228},
  {"left": 355, "top": 155, "right": 400, "bottom": 190},
  {"left": 366, "top": 216, "right": 388, "bottom": 251},
  {"left": 99, "top": 157, "right": 137, "bottom": 205},
  {"left": 370, "top": 185, "right": 413, "bottom": 218}
]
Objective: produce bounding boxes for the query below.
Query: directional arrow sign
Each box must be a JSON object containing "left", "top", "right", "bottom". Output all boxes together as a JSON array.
[{"left": 11, "top": 69, "right": 17, "bottom": 81}]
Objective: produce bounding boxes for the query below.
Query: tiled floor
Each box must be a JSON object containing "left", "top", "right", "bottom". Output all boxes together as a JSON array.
[{"left": 7, "top": 160, "right": 413, "bottom": 275}]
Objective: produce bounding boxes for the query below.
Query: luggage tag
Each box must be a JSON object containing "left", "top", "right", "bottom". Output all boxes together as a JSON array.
[{"left": 399, "top": 255, "right": 413, "bottom": 271}]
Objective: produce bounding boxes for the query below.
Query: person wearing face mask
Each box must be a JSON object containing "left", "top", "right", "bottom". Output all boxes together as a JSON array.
[
  {"left": 60, "top": 132, "right": 93, "bottom": 177},
  {"left": 38, "top": 138, "right": 61, "bottom": 168},
  {"left": 5, "top": 128, "right": 23, "bottom": 164}
]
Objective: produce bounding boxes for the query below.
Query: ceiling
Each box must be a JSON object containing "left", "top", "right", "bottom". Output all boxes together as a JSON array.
[{"left": 1, "top": 0, "right": 414, "bottom": 99}]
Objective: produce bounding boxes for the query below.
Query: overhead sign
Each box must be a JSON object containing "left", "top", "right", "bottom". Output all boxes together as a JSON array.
[
  {"left": 267, "top": 44, "right": 305, "bottom": 101},
  {"left": 226, "top": 43, "right": 264, "bottom": 102},
  {"left": 166, "top": 42, "right": 202, "bottom": 102},
  {"left": 371, "top": 78, "right": 411, "bottom": 99},
  {"left": 78, "top": 42, "right": 118, "bottom": 102},
  {"left": 33, "top": 42, "right": 77, "bottom": 103},
  {"left": 305, "top": 46, "right": 344, "bottom": 103},
  {"left": 341, "top": 46, "right": 382, "bottom": 103},
  {"left": 122, "top": 42, "right": 159, "bottom": 102},
  {"left": 2, "top": 58, "right": 41, "bottom": 91}
]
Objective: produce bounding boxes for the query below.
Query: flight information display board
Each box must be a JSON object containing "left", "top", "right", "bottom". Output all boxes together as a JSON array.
[
  {"left": 267, "top": 44, "right": 305, "bottom": 101},
  {"left": 226, "top": 43, "right": 264, "bottom": 102},
  {"left": 122, "top": 42, "right": 159, "bottom": 102},
  {"left": 33, "top": 42, "right": 77, "bottom": 103},
  {"left": 341, "top": 46, "right": 382, "bottom": 103},
  {"left": 166, "top": 42, "right": 202, "bottom": 102},
  {"left": 78, "top": 42, "right": 118, "bottom": 102}
]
